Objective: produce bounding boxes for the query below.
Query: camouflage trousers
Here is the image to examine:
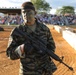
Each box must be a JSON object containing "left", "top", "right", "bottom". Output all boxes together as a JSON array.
[
  {"left": 19, "top": 69, "right": 53, "bottom": 75},
  {"left": 19, "top": 59, "right": 53, "bottom": 75}
]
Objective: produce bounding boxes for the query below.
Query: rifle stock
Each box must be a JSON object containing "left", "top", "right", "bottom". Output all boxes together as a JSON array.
[{"left": 12, "top": 27, "right": 73, "bottom": 71}]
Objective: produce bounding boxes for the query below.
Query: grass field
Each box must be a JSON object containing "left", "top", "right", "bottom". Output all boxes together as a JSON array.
[{"left": 0, "top": 24, "right": 76, "bottom": 31}]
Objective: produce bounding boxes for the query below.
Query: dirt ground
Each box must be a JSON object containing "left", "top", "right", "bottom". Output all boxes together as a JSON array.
[{"left": 0, "top": 26, "right": 76, "bottom": 75}]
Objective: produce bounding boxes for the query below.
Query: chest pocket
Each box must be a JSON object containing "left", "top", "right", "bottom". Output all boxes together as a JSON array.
[
  {"left": 36, "top": 30, "right": 48, "bottom": 45},
  {"left": 12, "top": 26, "right": 27, "bottom": 46}
]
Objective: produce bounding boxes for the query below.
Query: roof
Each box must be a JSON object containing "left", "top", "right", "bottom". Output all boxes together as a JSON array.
[{"left": 0, "top": 7, "right": 21, "bottom": 14}]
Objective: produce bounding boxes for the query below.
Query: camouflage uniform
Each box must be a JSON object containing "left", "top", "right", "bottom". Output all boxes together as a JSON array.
[{"left": 6, "top": 20, "right": 56, "bottom": 75}]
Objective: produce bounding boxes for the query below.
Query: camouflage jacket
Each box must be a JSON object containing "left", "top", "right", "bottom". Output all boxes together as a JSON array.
[{"left": 6, "top": 20, "right": 56, "bottom": 75}]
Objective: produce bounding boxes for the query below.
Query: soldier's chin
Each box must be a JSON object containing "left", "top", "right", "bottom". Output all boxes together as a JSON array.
[
  {"left": 24, "top": 20, "right": 31, "bottom": 24},
  {"left": 27, "top": 21, "right": 31, "bottom": 23},
  {"left": 27, "top": 21, "right": 34, "bottom": 25},
  {"left": 27, "top": 20, "right": 33, "bottom": 23}
]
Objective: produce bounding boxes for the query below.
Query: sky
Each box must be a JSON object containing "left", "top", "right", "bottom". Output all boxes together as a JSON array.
[{"left": 0, "top": 0, "right": 76, "bottom": 14}]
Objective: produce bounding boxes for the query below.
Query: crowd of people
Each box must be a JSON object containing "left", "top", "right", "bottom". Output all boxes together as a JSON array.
[
  {"left": 36, "top": 14, "right": 76, "bottom": 25},
  {"left": 0, "top": 14, "right": 23, "bottom": 25},
  {"left": 0, "top": 13, "right": 76, "bottom": 25}
]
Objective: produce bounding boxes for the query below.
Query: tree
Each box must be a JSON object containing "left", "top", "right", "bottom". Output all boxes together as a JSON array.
[
  {"left": 58, "top": 6, "right": 75, "bottom": 15},
  {"left": 56, "top": 8, "right": 61, "bottom": 15},
  {"left": 31, "top": 0, "right": 51, "bottom": 13}
]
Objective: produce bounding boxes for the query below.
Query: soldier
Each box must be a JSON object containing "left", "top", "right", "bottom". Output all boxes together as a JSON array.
[{"left": 6, "top": 1, "right": 57, "bottom": 75}]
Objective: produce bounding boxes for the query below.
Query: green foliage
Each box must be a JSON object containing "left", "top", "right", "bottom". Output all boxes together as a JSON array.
[
  {"left": 31, "top": 0, "right": 51, "bottom": 13},
  {"left": 56, "top": 9, "right": 61, "bottom": 15},
  {"left": 56, "top": 6, "right": 75, "bottom": 15}
]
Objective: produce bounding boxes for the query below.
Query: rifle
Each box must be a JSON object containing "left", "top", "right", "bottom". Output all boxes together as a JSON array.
[{"left": 12, "top": 27, "right": 73, "bottom": 71}]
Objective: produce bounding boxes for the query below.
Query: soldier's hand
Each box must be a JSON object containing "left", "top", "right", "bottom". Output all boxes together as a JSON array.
[{"left": 20, "top": 44, "right": 25, "bottom": 54}]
